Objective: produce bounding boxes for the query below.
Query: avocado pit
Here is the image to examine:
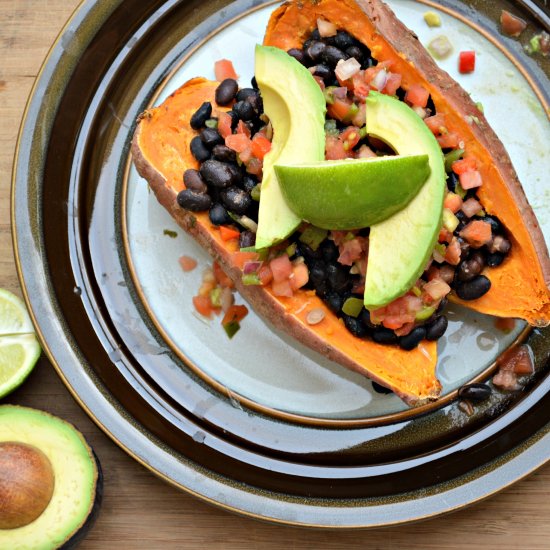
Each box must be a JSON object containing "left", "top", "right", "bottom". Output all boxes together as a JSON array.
[{"left": 0, "top": 442, "right": 55, "bottom": 529}]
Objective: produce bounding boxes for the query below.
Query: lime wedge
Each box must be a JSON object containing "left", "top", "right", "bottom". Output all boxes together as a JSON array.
[
  {"left": 0, "top": 289, "right": 41, "bottom": 398},
  {"left": 275, "top": 154, "right": 431, "bottom": 230}
]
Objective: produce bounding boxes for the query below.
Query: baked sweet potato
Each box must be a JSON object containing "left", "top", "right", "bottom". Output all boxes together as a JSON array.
[
  {"left": 132, "top": 77, "right": 440, "bottom": 406},
  {"left": 264, "top": 0, "right": 550, "bottom": 326}
]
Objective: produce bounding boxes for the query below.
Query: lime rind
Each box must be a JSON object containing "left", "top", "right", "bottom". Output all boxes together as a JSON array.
[{"left": 0, "top": 288, "right": 36, "bottom": 335}]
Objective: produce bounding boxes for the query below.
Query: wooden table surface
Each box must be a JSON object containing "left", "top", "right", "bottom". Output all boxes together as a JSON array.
[{"left": 2, "top": 1, "right": 550, "bottom": 548}]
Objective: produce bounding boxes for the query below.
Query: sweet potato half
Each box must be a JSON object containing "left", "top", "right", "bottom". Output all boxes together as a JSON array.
[
  {"left": 264, "top": 0, "right": 550, "bottom": 326},
  {"left": 132, "top": 77, "right": 439, "bottom": 406},
  {"left": 132, "top": 0, "right": 549, "bottom": 407}
]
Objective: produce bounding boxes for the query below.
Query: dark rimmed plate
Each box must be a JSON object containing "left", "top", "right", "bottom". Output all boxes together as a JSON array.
[{"left": 12, "top": 0, "right": 550, "bottom": 528}]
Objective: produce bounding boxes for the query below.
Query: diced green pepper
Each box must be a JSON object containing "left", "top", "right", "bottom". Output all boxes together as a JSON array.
[
  {"left": 455, "top": 182, "right": 467, "bottom": 199},
  {"left": 359, "top": 125, "right": 368, "bottom": 139},
  {"left": 223, "top": 321, "right": 241, "bottom": 339},
  {"left": 444, "top": 148, "right": 464, "bottom": 172},
  {"left": 242, "top": 273, "right": 262, "bottom": 286},
  {"left": 443, "top": 208, "right": 460, "bottom": 233},
  {"left": 299, "top": 226, "right": 328, "bottom": 251},
  {"left": 342, "top": 297, "right": 364, "bottom": 318},
  {"left": 286, "top": 243, "right": 297, "bottom": 257},
  {"left": 424, "top": 11, "right": 441, "bottom": 27},
  {"left": 209, "top": 287, "right": 222, "bottom": 307},
  {"left": 205, "top": 118, "right": 218, "bottom": 128},
  {"left": 251, "top": 184, "right": 262, "bottom": 201},
  {"left": 323, "top": 86, "right": 337, "bottom": 105},
  {"left": 416, "top": 306, "right": 436, "bottom": 321},
  {"left": 343, "top": 102, "right": 359, "bottom": 123},
  {"left": 412, "top": 286, "right": 422, "bottom": 297},
  {"left": 324, "top": 119, "right": 339, "bottom": 137}
]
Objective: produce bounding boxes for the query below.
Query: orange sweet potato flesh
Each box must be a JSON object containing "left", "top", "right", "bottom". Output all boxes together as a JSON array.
[
  {"left": 264, "top": 0, "right": 550, "bottom": 326},
  {"left": 132, "top": 77, "right": 440, "bottom": 406}
]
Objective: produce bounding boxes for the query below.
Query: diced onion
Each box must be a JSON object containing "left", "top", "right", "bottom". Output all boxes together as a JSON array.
[
  {"left": 335, "top": 58, "right": 362, "bottom": 81},
  {"left": 424, "top": 279, "right": 451, "bottom": 300},
  {"left": 243, "top": 261, "right": 262, "bottom": 275},
  {"left": 317, "top": 18, "right": 337, "bottom": 37},
  {"left": 461, "top": 197, "right": 482, "bottom": 218},
  {"left": 412, "top": 106, "right": 427, "bottom": 119},
  {"left": 371, "top": 69, "right": 388, "bottom": 91}
]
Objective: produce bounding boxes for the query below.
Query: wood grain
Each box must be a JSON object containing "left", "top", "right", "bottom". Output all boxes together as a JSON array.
[{"left": 1, "top": 1, "right": 549, "bottom": 548}]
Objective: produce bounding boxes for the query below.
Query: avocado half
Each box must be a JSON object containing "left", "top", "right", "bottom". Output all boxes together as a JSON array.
[{"left": 0, "top": 406, "right": 102, "bottom": 549}]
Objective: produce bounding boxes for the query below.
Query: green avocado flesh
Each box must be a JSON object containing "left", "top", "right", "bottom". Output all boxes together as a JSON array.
[
  {"left": 0, "top": 406, "right": 100, "bottom": 550},
  {"left": 254, "top": 45, "right": 326, "bottom": 249},
  {"left": 364, "top": 91, "right": 445, "bottom": 309},
  {"left": 274, "top": 154, "right": 431, "bottom": 230}
]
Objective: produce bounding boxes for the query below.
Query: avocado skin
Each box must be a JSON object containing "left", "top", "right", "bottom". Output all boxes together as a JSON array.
[{"left": 59, "top": 451, "right": 103, "bottom": 550}]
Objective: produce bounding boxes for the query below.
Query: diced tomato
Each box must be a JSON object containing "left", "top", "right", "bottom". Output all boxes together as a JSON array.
[
  {"left": 258, "top": 264, "right": 273, "bottom": 286},
  {"left": 222, "top": 304, "right": 249, "bottom": 325},
  {"left": 436, "top": 132, "right": 460, "bottom": 149},
  {"left": 424, "top": 114, "right": 446, "bottom": 135},
  {"left": 340, "top": 126, "right": 361, "bottom": 151},
  {"left": 214, "top": 59, "right": 238, "bottom": 82},
  {"left": 271, "top": 279, "right": 293, "bottom": 298},
  {"left": 250, "top": 134, "right": 272, "bottom": 160},
  {"left": 459, "top": 170, "right": 483, "bottom": 189},
  {"left": 213, "top": 261, "right": 234, "bottom": 288},
  {"left": 495, "top": 317, "right": 516, "bottom": 333},
  {"left": 438, "top": 227, "right": 453, "bottom": 244},
  {"left": 225, "top": 133, "right": 251, "bottom": 153},
  {"left": 356, "top": 144, "right": 376, "bottom": 158},
  {"left": 497, "top": 345, "right": 533, "bottom": 375},
  {"left": 459, "top": 220, "right": 492, "bottom": 247},
  {"left": 439, "top": 264, "right": 456, "bottom": 284},
  {"left": 443, "top": 193, "right": 463, "bottom": 214},
  {"left": 405, "top": 84, "right": 429, "bottom": 108},
  {"left": 351, "top": 72, "right": 369, "bottom": 99},
  {"left": 426, "top": 265, "right": 441, "bottom": 281},
  {"left": 193, "top": 295, "right": 214, "bottom": 318},
  {"left": 351, "top": 102, "right": 366, "bottom": 127},
  {"left": 219, "top": 225, "right": 241, "bottom": 241},
  {"left": 179, "top": 256, "right": 197, "bottom": 272},
  {"left": 394, "top": 322, "right": 415, "bottom": 337},
  {"left": 452, "top": 157, "right": 477, "bottom": 174},
  {"left": 236, "top": 120, "right": 251, "bottom": 138},
  {"left": 270, "top": 254, "right": 293, "bottom": 283},
  {"left": 423, "top": 278, "right": 451, "bottom": 301},
  {"left": 338, "top": 238, "right": 363, "bottom": 265},
  {"left": 444, "top": 237, "right": 462, "bottom": 266},
  {"left": 458, "top": 51, "right": 476, "bottom": 74},
  {"left": 327, "top": 97, "right": 353, "bottom": 121},
  {"left": 461, "top": 197, "right": 482, "bottom": 217},
  {"left": 244, "top": 156, "right": 263, "bottom": 176},
  {"left": 289, "top": 262, "right": 309, "bottom": 290},
  {"left": 313, "top": 75, "right": 326, "bottom": 90},
  {"left": 218, "top": 112, "right": 233, "bottom": 139},
  {"left": 232, "top": 251, "right": 260, "bottom": 269},
  {"left": 500, "top": 10, "right": 527, "bottom": 37},
  {"left": 325, "top": 135, "right": 349, "bottom": 160},
  {"left": 239, "top": 147, "right": 253, "bottom": 164},
  {"left": 384, "top": 72, "right": 402, "bottom": 96}
]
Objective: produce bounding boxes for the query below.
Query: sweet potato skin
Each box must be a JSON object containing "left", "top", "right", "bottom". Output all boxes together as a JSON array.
[
  {"left": 265, "top": 0, "right": 550, "bottom": 326},
  {"left": 131, "top": 77, "right": 440, "bottom": 406}
]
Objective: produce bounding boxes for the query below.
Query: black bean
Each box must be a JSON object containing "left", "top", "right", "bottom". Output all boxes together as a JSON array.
[
  {"left": 190, "top": 136, "right": 210, "bottom": 162},
  {"left": 310, "top": 28, "right": 322, "bottom": 41},
  {"left": 183, "top": 169, "right": 207, "bottom": 194},
  {"left": 360, "top": 309, "right": 376, "bottom": 329},
  {"left": 239, "top": 231, "right": 256, "bottom": 249},
  {"left": 326, "top": 263, "right": 349, "bottom": 292},
  {"left": 486, "top": 252, "right": 505, "bottom": 267},
  {"left": 215, "top": 78, "right": 238, "bottom": 106},
  {"left": 343, "top": 315, "right": 369, "bottom": 338},
  {"left": 200, "top": 160, "right": 242, "bottom": 188},
  {"left": 298, "top": 242, "right": 323, "bottom": 260},
  {"left": 455, "top": 275, "right": 491, "bottom": 300},
  {"left": 235, "top": 88, "right": 256, "bottom": 102},
  {"left": 395, "top": 87, "right": 406, "bottom": 102},
  {"left": 177, "top": 189, "right": 212, "bottom": 212},
  {"left": 456, "top": 257, "right": 483, "bottom": 282},
  {"left": 447, "top": 171, "right": 459, "bottom": 191},
  {"left": 208, "top": 203, "right": 231, "bottom": 225},
  {"left": 306, "top": 41, "right": 327, "bottom": 63},
  {"left": 458, "top": 383, "right": 492, "bottom": 403},
  {"left": 245, "top": 94, "right": 264, "bottom": 116},
  {"left": 242, "top": 176, "right": 257, "bottom": 193},
  {"left": 232, "top": 100, "right": 255, "bottom": 121},
  {"left": 345, "top": 45, "right": 364, "bottom": 64},
  {"left": 314, "top": 280, "right": 330, "bottom": 297},
  {"left": 309, "top": 261, "right": 327, "bottom": 287},
  {"left": 436, "top": 297, "right": 448, "bottom": 315},
  {"left": 313, "top": 64, "right": 333, "bottom": 82},
  {"left": 221, "top": 186, "right": 252, "bottom": 215},
  {"left": 322, "top": 45, "right": 348, "bottom": 67},
  {"left": 227, "top": 110, "right": 239, "bottom": 130},
  {"left": 287, "top": 48, "right": 306, "bottom": 65},
  {"left": 480, "top": 215, "right": 503, "bottom": 235},
  {"left": 333, "top": 30, "right": 356, "bottom": 50},
  {"left": 372, "top": 381, "right": 393, "bottom": 394},
  {"left": 425, "top": 316, "right": 448, "bottom": 341},
  {"left": 325, "top": 291, "right": 343, "bottom": 314},
  {"left": 458, "top": 237, "right": 470, "bottom": 260},
  {"left": 371, "top": 327, "right": 398, "bottom": 345},
  {"left": 200, "top": 127, "right": 223, "bottom": 148},
  {"left": 455, "top": 210, "right": 468, "bottom": 232},
  {"left": 212, "top": 144, "right": 237, "bottom": 163},
  {"left": 251, "top": 76, "right": 258, "bottom": 90},
  {"left": 190, "top": 102, "right": 212, "bottom": 130},
  {"left": 320, "top": 239, "right": 339, "bottom": 263},
  {"left": 399, "top": 327, "right": 427, "bottom": 350}
]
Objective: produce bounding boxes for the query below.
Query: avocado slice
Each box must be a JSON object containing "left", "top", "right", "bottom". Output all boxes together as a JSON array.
[
  {"left": 364, "top": 92, "right": 445, "bottom": 309},
  {"left": 254, "top": 45, "right": 326, "bottom": 249},
  {"left": 0, "top": 406, "right": 102, "bottom": 549}
]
